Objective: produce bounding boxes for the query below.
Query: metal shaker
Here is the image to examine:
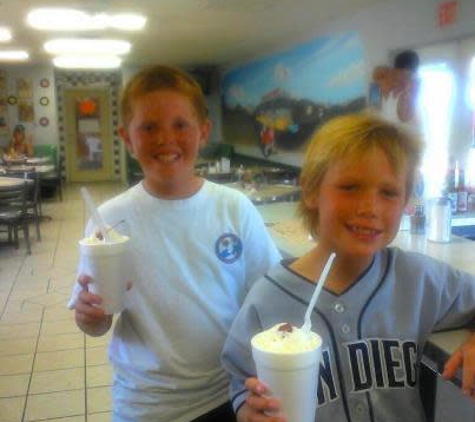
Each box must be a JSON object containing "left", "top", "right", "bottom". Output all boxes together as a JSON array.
[{"left": 427, "top": 197, "right": 452, "bottom": 243}]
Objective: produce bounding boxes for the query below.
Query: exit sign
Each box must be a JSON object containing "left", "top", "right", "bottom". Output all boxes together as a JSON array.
[{"left": 438, "top": 0, "right": 458, "bottom": 27}]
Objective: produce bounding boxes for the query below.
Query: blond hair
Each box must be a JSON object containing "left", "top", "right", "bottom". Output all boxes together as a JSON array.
[
  {"left": 298, "top": 113, "right": 423, "bottom": 240},
  {"left": 120, "top": 65, "right": 208, "bottom": 126}
]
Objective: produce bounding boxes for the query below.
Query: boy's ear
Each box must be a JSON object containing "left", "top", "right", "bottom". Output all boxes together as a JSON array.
[
  {"left": 119, "top": 126, "right": 135, "bottom": 157},
  {"left": 301, "top": 180, "right": 319, "bottom": 210},
  {"left": 199, "top": 119, "right": 212, "bottom": 147},
  {"left": 303, "top": 193, "right": 319, "bottom": 210}
]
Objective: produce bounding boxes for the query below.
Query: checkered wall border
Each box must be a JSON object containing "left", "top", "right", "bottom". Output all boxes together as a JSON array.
[{"left": 55, "top": 71, "right": 122, "bottom": 180}]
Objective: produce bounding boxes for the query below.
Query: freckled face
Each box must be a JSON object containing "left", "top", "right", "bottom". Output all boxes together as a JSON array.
[
  {"left": 306, "top": 147, "right": 408, "bottom": 266},
  {"left": 120, "top": 89, "right": 210, "bottom": 198}
]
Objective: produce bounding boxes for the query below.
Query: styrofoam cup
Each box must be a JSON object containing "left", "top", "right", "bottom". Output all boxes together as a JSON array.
[
  {"left": 79, "top": 236, "right": 130, "bottom": 314},
  {"left": 251, "top": 332, "right": 322, "bottom": 422}
]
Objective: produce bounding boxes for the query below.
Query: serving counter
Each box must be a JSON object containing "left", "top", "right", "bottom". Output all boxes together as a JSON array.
[{"left": 256, "top": 201, "right": 474, "bottom": 420}]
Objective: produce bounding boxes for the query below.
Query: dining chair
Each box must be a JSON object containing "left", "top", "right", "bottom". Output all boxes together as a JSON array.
[
  {"left": 0, "top": 182, "right": 31, "bottom": 254},
  {"left": 40, "top": 155, "right": 63, "bottom": 201},
  {"left": 6, "top": 171, "right": 41, "bottom": 241}
]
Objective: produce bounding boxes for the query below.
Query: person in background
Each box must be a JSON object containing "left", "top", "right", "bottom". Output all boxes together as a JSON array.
[
  {"left": 371, "top": 49, "right": 420, "bottom": 125},
  {"left": 222, "top": 113, "right": 475, "bottom": 422},
  {"left": 8, "top": 124, "right": 33, "bottom": 157},
  {"left": 393, "top": 49, "right": 420, "bottom": 123},
  {"left": 70, "top": 65, "right": 281, "bottom": 422}
]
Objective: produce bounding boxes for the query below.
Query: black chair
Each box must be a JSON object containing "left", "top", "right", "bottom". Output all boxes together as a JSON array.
[
  {"left": 40, "top": 156, "right": 63, "bottom": 201},
  {"left": 7, "top": 171, "right": 41, "bottom": 241},
  {"left": 0, "top": 182, "right": 31, "bottom": 254},
  {"left": 24, "top": 172, "right": 41, "bottom": 241}
]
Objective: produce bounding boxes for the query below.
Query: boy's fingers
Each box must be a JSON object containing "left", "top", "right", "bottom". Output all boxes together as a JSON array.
[
  {"left": 246, "top": 394, "right": 280, "bottom": 412},
  {"left": 461, "top": 349, "right": 475, "bottom": 396},
  {"left": 79, "top": 291, "right": 102, "bottom": 305},
  {"left": 442, "top": 349, "right": 462, "bottom": 379},
  {"left": 78, "top": 275, "right": 92, "bottom": 288},
  {"left": 245, "top": 377, "right": 269, "bottom": 395}
]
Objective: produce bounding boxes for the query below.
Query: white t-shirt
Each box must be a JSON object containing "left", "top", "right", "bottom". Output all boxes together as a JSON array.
[{"left": 79, "top": 180, "right": 281, "bottom": 422}]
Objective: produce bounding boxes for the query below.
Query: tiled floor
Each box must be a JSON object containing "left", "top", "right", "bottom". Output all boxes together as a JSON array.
[{"left": 0, "top": 182, "right": 125, "bottom": 422}]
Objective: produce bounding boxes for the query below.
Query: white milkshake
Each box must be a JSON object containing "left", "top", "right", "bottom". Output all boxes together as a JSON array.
[
  {"left": 251, "top": 323, "right": 322, "bottom": 422},
  {"left": 78, "top": 229, "right": 130, "bottom": 314}
]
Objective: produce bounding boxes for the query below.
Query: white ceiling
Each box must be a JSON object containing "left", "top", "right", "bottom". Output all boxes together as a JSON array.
[{"left": 0, "top": 0, "right": 385, "bottom": 69}]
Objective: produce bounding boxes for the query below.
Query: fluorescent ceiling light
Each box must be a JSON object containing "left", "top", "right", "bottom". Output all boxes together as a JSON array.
[
  {"left": 28, "top": 8, "right": 104, "bottom": 31},
  {"left": 44, "top": 39, "right": 131, "bottom": 56},
  {"left": 53, "top": 56, "right": 121, "bottom": 69},
  {"left": 0, "top": 27, "right": 12, "bottom": 42},
  {"left": 0, "top": 50, "right": 29, "bottom": 61},
  {"left": 106, "top": 14, "right": 147, "bottom": 31},
  {"left": 28, "top": 8, "right": 146, "bottom": 31}
]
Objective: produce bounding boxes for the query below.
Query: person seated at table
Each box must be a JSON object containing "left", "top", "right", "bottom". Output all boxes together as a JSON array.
[{"left": 8, "top": 124, "right": 33, "bottom": 157}]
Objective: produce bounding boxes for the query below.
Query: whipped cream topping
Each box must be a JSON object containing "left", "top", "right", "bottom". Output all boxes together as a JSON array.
[{"left": 252, "top": 323, "right": 321, "bottom": 353}]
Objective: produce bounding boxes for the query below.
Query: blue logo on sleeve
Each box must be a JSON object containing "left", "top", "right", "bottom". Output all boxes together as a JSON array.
[{"left": 215, "top": 233, "right": 243, "bottom": 264}]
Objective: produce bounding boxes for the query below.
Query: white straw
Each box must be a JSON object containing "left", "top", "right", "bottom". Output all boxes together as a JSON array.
[
  {"left": 301, "top": 252, "right": 336, "bottom": 333},
  {"left": 80, "top": 187, "right": 110, "bottom": 242}
]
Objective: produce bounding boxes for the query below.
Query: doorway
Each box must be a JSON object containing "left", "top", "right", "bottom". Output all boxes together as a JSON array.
[{"left": 64, "top": 88, "right": 114, "bottom": 182}]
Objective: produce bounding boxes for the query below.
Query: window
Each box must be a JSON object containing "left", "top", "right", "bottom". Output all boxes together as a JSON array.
[{"left": 417, "top": 63, "right": 455, "bottom": 198}]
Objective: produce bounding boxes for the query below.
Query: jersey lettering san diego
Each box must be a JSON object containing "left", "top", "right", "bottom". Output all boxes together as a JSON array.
[{"left": 317, "top": 338, "right": 418, "bottom": 407}]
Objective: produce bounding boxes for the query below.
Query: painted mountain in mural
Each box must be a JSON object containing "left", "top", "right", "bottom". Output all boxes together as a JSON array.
[
  {"left": 222, "top": 31, "right": 367, "bottom": 163},
  {"left": 224, "top": 88, "right": 366, "bottom": 158},
  {"left": 254, "top": 88, "right": 365, "bottom": 155}
]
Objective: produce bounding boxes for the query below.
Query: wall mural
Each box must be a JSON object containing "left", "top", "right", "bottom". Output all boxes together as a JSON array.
[{"left": 222, "top": 31, "right": 367, "bottom": 165}]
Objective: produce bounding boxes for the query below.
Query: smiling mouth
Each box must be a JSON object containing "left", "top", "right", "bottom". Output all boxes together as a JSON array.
[
  {"left": 153, "top": 152, "right": 180, "bottom": 163},
  {"left": 348, "top": 225, "right": 382, "bottom": 237}
]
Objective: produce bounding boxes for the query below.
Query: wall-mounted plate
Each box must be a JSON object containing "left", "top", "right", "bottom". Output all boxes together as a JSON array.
[
  {"left": 39, "top": 96, "right": 49, "bottom": 106},
  {"left": 7, "top": 95, "right": 17, "bottom": 105},
  {"left": 39, "top": 117, "right": 49, "bottom": 127}
]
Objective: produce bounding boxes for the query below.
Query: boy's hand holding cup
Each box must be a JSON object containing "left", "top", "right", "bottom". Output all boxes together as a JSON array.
[
  {"left": 251, "top": 323, "right": 322, "bottom": 422},
  {"left": 78, "top": 229, "right": 130, "bottom": 315}
]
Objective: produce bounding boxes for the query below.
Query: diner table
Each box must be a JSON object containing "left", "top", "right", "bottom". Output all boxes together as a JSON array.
[
  {"left": 225, "top": 182, "right": 301, "bottom": 205},
  {"left": 0, "top": 176, "right": 32, "bottom": 190},
  {"left": 3, "top": 164, "right": 55, "bottom": 174},
  {"left": 0, "top": 166, "right": 53, "bottom": 220},
  {"left": 2, "top": 156, "right": 26, "bottom": 165},
  {"left": 26, "top": 157, "right": 51, "bottom": 165}
]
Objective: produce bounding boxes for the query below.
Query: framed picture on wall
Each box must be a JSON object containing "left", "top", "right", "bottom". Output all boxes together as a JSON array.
[
  {"left": 18, "top": 100, "right": 34, "bottom": 122},
  {"left": 16, "top": 78, "right": 33, "bottom": 99}
]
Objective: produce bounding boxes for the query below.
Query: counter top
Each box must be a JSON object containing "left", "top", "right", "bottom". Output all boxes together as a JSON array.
[
  {"left": 256, "top": 201, "right": 473, "bottom": 384},
  {"left": 225, "top": 182, "right": 300, "bottom": 205}
]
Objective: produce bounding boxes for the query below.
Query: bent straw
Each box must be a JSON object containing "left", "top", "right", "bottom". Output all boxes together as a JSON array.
[
  {"left": 80, "top": 187, "right": 110, "bottom": 242},
  {"left": 301, "top": 252, "right": 336, "bottom": 333}
]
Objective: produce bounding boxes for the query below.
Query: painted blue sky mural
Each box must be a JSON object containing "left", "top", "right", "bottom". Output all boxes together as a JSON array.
[{"left": 223, "top": 31, "right": 366, "bottom": 109}]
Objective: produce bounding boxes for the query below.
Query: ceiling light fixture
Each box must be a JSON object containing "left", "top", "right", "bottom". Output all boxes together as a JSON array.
[
  {"left": 0, "top": 50, "right": 29, "bottom": 61},
  {"left": 0, "top": 28, "right": 12, "bottom": 42},
  {"left": 45, "top": 39, "right": 131, "bottom": 56},
  {"left": 27, "top": 8, "right": 146, "bottom": 31},
  {"left": 53, "top": 56, "right": 121, "bottom": 69},
  {"left": 27, "top": 8, "right": 104, "bottom": 31},
  {"left": 106, "top": 13, "right": 147, "bottom": 31}
]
